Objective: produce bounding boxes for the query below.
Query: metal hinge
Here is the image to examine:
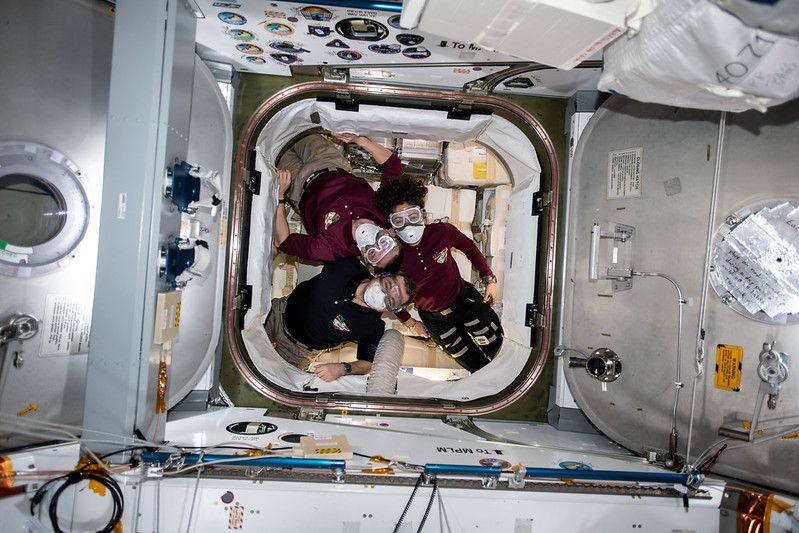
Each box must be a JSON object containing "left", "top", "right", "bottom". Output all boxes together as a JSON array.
[
  {"left": 447, "top": 99, "right": 474, "bottom": 121},
  {"left": 524, "top": 304, "right": 544, "bottom": 328},
  {"left": 247, "top": 170, "right": 261, "bottom": 195},
  {"left": 234, "top": 285, "right": 252, "bottom": 311},
  {"left": 463, "top": 79, "right": 489, "bottom": 95},
  {"left": 532, "top": 190, "right": 551, "bottom": 216},
  {"left": 246, "top": 150, "right": 261, "bottom": 195},
  {"left": 298, "top": 407, "right": 325, "bottom": 421},
  {"left": 334, "top": 89, "right": 358, "bottom": 111}
]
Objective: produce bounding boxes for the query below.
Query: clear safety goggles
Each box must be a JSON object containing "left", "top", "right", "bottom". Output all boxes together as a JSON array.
[
  {"left": 389, "top": 206, "right": 424, "bottom": 229},
  {"left": 364, "top": 233, "right": 397, "bottom": 266},
  {"left": 379, "top": 272, "right": 404, "bottom": 313}
]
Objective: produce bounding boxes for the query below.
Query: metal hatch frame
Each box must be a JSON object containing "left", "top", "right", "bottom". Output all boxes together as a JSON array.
[{"left": 225, "top": 81, "right": 559, "bottom": 415}]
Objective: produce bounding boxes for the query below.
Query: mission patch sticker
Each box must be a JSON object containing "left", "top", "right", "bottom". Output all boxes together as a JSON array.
[{"left": 714, "top": 344, "right": 743, "bottom": 391}]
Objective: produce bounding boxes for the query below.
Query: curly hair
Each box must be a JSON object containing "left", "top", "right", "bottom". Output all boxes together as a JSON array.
[{"left": 373, "top": 176, "right": 428, "bottom": 216}]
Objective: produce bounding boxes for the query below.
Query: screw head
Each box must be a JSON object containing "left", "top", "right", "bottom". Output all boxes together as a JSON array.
[{"left": 725, "top": 214, "right": 739, "bottom": 226}]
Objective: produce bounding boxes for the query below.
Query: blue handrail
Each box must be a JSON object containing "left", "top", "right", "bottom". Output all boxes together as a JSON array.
[{"left": 423, "top": 463, "right": 700, "bottom": 486}]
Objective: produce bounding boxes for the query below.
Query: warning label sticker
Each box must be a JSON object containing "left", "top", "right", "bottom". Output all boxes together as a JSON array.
[
  {"left": 714, "top": 344, "right": 743, "bottom": 392},
  {"left": 41, "top": 295, "right": 92, "bottom": 356},
  {"left": 607, "top": 147, "right": 643, "bottom": 199}
]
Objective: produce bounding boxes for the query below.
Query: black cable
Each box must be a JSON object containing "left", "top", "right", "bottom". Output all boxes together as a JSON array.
[
  {"left": 29, "top": 446, "right": 138, "bottom": 525},
  {"left": 393, "top": 473, "right": 424, "bottom": 533},
  {"left": 47, "top": 470, "right": 123, "bottom": 533},
  {"left": 416, "top": 477, "right": 438, "bottom": 533}
]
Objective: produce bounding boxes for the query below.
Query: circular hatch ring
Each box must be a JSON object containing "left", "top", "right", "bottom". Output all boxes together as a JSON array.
[{"left": 0, "top": 141, "right": 91, "bottom": 277}]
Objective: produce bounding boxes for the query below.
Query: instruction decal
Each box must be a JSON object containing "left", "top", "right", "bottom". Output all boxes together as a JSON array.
[
  {"left": 41, "top": 294, "right": 92, "bottom": 356},
  {"left": 607, "top": 147, "right": 643, "bottom": 199},
  {"left": 436, "top": 447, "right": 504, "bottom": 455},
  {"left": 714, "top": 344, "right": 743, "bottom": 392}
]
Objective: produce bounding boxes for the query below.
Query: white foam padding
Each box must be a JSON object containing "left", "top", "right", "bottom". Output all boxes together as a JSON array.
[
  {"left": 243, "top": 315, "right": 531, "bottom": 401},
  {"left": 599, "top": 0, "right": 799, "bottom": 112}
]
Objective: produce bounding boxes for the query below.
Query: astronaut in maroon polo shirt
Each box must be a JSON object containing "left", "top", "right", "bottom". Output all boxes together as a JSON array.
[
  {"left": 273, "top": 132, "right": 404, "bottom": 272},
  {"left": 373, "top": 176, "right": 503, "bottom": 372}
]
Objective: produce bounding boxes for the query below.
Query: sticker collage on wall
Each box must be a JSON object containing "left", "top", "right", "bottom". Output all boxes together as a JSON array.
[{"left": 196, "top": 1, "right": 520, "bottom": 76}]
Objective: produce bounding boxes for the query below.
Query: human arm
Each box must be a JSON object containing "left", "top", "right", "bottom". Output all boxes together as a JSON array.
[
  {"left": 313, "top": 321, "right": 382, "bottom": 382},
  {"left": 313, "top": 360, "right": 372, "bottom": 382},
  {"left": 389, "top": 308, "right": 429, "bottom": 337},
  {"left": 273, "top": 169, "right": 292, "bottom": 249},
  {"left": 278, "top": 234, "right": 345, "bottom": 262},
  {"left": 447, "top": 224, "right": 498, "bottom": 305},
  {"left": 331, "top": 132, "right": 393, "bottom": 165}
]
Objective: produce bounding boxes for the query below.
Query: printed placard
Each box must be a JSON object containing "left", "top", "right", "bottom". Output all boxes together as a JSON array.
[
  {"left": 607, "top": 147, "right": 643, "bottom": 199},
  {"left": 714, "top": 344, "right": 743, "bottom": 392},
  {"left": 41, "top": 295, "right": 92, "bottom": 356}
]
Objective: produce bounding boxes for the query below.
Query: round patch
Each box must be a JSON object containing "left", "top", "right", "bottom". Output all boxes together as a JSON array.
[
  {"left": 559, "top": 461, "right": 592, "bottom": 471},
  {"left": 402, "top": 46, "right": 431, "bottom": 60},
  {"left": 270, "top": 53, "right": 300, "bottom": 64},
  {"left": 308, "top": 25, "right": 332, "bottom": 37},
  {"left": 368, "top": 44, "right": 401, "bottom": 54},
  {"left": 396, "top": 33, "right": 423, "bottom": 46},
  {"left": 236, "top": 43, "right": 264, "bottom": 54},
  {"left": 335, "top": 18, "right": 389, "bottom": 42},
  {"left": 220, "top": 491, "right": 235, "bottom": 504},
  {"left": 244, "top": 56, "right": 265, "bottom": 64},
  {"left": 218, "top": 12, "right": 246, "bottom": 25},
  {"left": 264, "top": 21, "right": 294, "bottom": 35},
  {"left": 269, "top": 40, "right": 309, "bottom": 54},
  {"left": 300, "top": 6, "right": 333, "bottom": 22},
  {"left": 279, "top": 433, "right": 307, "bottom": 443},
  {"left": 336, "top": 50, "right": 363, "bottom": 61},
  {"left": 227, "top": 29, "right": 256, "bottom": 42},
  {"left": 225, "top": 421, "right": 278, "bottom": 435},
  {"left": 479, "top": 458, "right": 511, "bottom": 469}
]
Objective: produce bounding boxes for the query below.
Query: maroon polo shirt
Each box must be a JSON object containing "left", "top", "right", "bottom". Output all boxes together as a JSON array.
[
  {"left": 278, "top": 154, "right": 403, "bottom": 261},
  {"left": 396, "top": 222, "right": 493, "bottom": 321}
]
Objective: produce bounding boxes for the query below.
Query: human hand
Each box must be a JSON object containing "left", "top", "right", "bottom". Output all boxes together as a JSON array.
[
  {"left": 483, "top": 282, "right": 497, "bottom": 306},
  {"left": 277, "top": 169, "right": 291, "bottom": 199},
  {"left": 407, "top": 319, "right": 429, "bottom": 338},
  {"left": 313, "top": 362, "right": 347, "bottom": 382},
  {"left": 331, "top": 132, "right": 360, "bottom": 143}
]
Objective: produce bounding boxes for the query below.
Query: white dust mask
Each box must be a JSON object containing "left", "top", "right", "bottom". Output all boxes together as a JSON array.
[
  {"left": 396, "top": 224, "right": 424, "bottom": 245},
  {"left": 354, "top": 222, "right": 381, "bottom": 248},
  {"left": 363, "top": 281, "right": 387, "bottom": 311}
]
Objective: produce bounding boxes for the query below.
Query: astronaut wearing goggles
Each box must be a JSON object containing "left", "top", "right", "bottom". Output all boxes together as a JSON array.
[
  {"left": 272, "top": 132, "right": 403, "bottom": 272},
  {"left": 373, "top": 176, "right": 504, "bottom": 372}
]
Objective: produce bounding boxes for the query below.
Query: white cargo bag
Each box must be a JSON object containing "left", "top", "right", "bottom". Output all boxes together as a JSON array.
[
  {"left": 442, "top": 141, "right": 511, "bottom": 187},
  {"left": 598, "top": 0, "right": 799, "bottom": 112}
]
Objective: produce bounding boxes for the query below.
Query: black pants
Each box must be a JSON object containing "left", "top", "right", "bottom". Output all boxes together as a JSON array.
[{"left": 419, "top": 282, "right": 503, "bottom": 373}]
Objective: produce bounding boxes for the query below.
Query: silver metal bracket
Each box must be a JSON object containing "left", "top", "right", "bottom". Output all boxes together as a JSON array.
[
  {"left": 509, "top": 466, "right": 526, "bottom": 489},
  {"left": 298, "top": 407, "right": 325, "bottom": 421},
  {"left": 481, "top": 476, "right": 498, "bottom": 489},
  {"left": 757, "top": 341, "right": 789, "bottom": 410},
  {"left": 322, "top": 67, "right": 348, "bottom": 83},
  {"left": 443, "top": 415, "right": 470, "bottom": 429}
]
